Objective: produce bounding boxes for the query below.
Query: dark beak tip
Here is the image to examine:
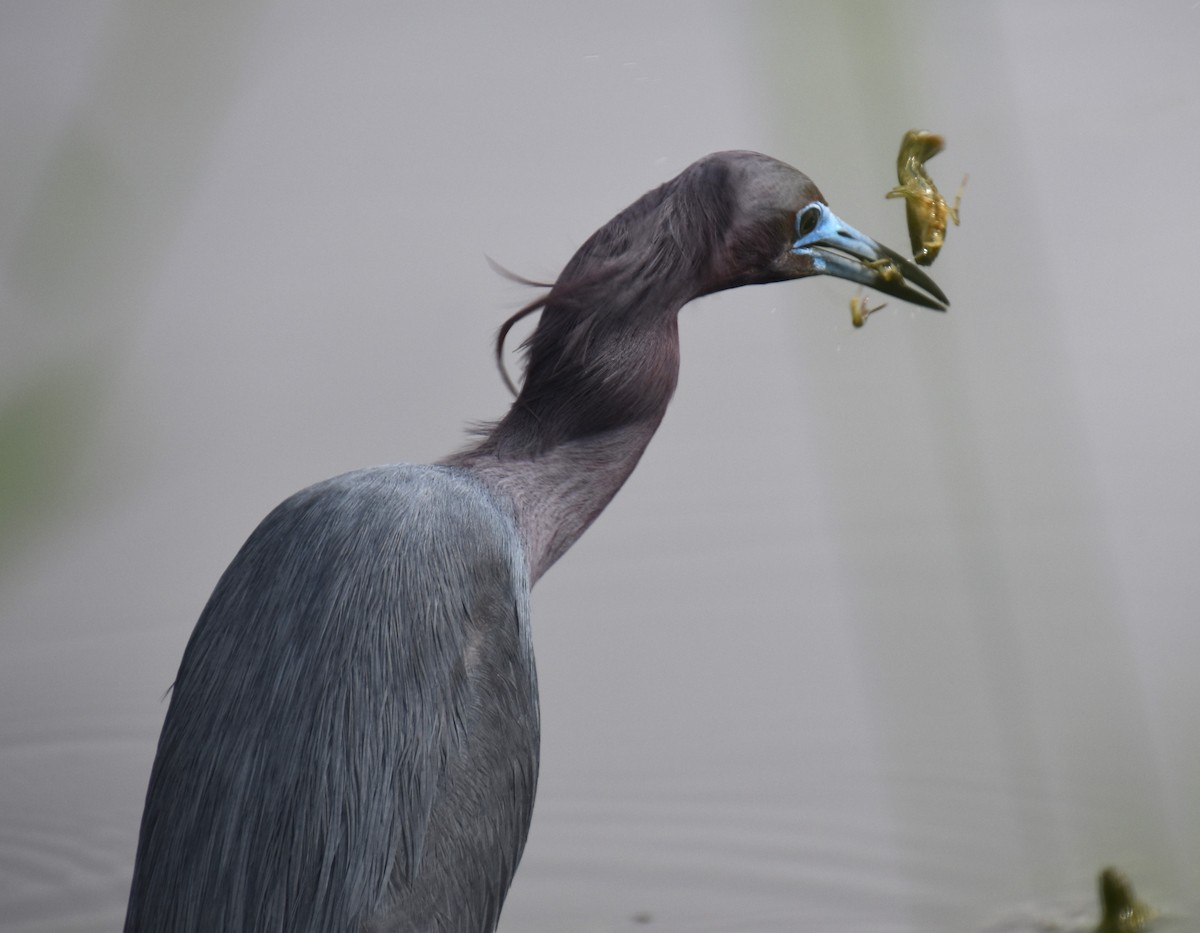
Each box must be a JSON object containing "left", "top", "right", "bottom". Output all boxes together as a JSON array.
[{"left": 912, "top": 294, "right": 949, "bottom": 313}]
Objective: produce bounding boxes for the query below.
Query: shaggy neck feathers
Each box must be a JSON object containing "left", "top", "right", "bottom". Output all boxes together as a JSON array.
[{"left": 446, "top": 160, "right": 736, "bottom": 581}]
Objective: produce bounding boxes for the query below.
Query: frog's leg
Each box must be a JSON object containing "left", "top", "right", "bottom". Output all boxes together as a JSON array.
[
  {"left": 948, "top": 174, "right": 968, "bottom": 226},
  {"left": 850, "top": 293, "right": 885, "bottom": 328},
  {"left": 921, "top": 222, "right": 946, "bottom": 253},
  {"left": 863, "top": 257, "right": 902, "bottom": 283}
]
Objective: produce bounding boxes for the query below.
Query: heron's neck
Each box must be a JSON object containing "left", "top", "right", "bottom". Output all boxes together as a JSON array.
[
  {"left": 443, "top": 166, "right": 713, "bottom": 580},
  {"left": 444, "top": 317, "right": 681, "bottom": 583},
  {"left": 447, "top": 416, "right": 665, "bottom": 583}
]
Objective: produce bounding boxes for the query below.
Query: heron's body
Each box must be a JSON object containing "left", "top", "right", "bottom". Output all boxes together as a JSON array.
[
  {"left": 126, "top": 152, "right": 947, "bottom": 931},
  {"left": 126, "top": 466, "right": 537, "bottom": 931}
]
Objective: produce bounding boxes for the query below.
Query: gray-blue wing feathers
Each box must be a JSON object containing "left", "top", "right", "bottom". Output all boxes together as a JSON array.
[{"left": 125, "top": 465, "right": 529, "bottom": 932}]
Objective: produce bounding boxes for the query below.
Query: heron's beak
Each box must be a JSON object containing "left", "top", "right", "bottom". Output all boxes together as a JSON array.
[{"left": 789, "top": 202, "right": 948, "bottom": 311}]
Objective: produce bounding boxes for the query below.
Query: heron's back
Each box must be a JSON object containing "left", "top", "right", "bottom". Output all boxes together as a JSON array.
[{"left": 125, "top": 464, "right": 538, "bottom": 933}]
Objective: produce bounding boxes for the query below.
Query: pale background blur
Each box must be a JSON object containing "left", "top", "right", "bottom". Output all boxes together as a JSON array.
[{"left": 3, "top": 3, "right": 1199, "bottom": 931}]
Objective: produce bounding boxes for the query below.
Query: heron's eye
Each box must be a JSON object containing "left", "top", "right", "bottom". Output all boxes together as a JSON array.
[{"left": 795, "top": 204, "right": 822, "bottom": 238}]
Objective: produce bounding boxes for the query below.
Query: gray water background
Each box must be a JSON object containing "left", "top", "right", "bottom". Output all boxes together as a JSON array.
[{"left": 3, "top": 3, "right": 1199, "bottom": 931}]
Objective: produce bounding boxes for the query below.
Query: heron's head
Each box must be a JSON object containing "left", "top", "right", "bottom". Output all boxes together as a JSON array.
[
  {"left": 487, "top": 151, "right": 948, "bottom": 449},
  {"left": 698, "top": 150, "right": 947, "bottom": 310}
]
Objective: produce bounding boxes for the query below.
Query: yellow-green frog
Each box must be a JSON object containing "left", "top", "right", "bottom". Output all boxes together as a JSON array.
[{"left": 886, "top": 129, "right": 965, "bottom": 266}]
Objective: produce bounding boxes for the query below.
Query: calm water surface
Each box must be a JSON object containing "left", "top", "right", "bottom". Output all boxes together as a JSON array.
[{"left": 5, "top": 4, "right": 1199, "bottom": 932}]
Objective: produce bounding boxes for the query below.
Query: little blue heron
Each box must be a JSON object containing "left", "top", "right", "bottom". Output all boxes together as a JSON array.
[{"left": 125, "top": 151, "right": 946, "bottom": 932}]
